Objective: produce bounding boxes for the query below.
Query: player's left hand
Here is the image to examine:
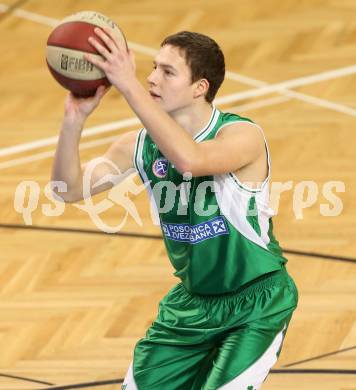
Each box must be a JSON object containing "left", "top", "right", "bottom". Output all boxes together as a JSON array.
[{"left": 85, "top": 27, "right": 136, "bottom": 94}]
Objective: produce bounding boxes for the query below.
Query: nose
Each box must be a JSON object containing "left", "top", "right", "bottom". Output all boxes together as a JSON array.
[{"left": 147, "top": 68, "right": 159, "bottom": 86}]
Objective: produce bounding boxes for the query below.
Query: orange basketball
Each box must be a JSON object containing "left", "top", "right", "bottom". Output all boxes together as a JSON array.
[{"left": 46, "top": 11, "right": 127, "bottom": 97}]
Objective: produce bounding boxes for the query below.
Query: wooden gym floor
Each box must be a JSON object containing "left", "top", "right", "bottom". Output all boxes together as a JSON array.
[{"left": 0, "top": 0, "right": 355, "bottom": 389}]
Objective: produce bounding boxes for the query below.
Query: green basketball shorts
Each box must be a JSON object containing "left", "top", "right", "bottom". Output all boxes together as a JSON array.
[{"left": 122, "top": 267, "right": 298, "bottom": 389}]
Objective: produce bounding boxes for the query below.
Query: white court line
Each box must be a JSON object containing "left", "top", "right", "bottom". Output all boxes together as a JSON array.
[
  {"left": 0, "top": 96, "right": 291, "bottom": 171},
  {"left": 127, "top": 42, "right": 157, "bottom": 57},
  {"left": 217, "top": 65, "right": 356, "bottom": 105},
  {"left": 0, "top": 134, "right": 121, "bottom": 170},
  {"left": 0, "top": 117, "right": 140, "bottom": 158},
  {"left": 227, "top": 95, "right": 291, "bottom": 113},
  {"left": 225, "top": 71, "right": 266, "bottom": 87},
  {"left": 276, "top": 89, "right": 356, "bottom": 117},
  {"left": 224, "top": 69, "right": 356, "bottom": 116},
  {"left": 14, "top": 8, "right": 58, "bottom": 26},
  {"left": 1, "top": 2, "right": 356, "bottom": 160}
]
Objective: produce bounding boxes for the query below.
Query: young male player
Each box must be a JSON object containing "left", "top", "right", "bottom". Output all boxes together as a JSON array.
[{"left": 52, "top": 30, "right": 298, "bottom": 389}]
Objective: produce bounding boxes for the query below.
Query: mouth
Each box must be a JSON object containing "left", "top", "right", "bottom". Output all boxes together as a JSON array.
[{"left": 149, "top": 91, "right": 161, "bottom": 99}]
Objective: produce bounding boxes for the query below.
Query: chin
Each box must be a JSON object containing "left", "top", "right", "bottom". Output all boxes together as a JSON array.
[
  {"left": 166, "top": 103, "right": 191, "bottom": 116},
  {"left": 156, "top": 101, "right": 169, "bottom": 112},
  {"left": 159, "top": 102, "right": 175, "bottom": 113}
]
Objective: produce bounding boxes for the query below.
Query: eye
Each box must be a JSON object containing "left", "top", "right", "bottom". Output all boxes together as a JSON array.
[{"left": 164, "top": 70, "right": 173, "bottom": 76}]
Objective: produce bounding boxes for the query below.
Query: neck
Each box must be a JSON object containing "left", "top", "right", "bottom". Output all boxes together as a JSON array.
[{"left": 170, "top": 101, "right": 214, "bottom": 138}]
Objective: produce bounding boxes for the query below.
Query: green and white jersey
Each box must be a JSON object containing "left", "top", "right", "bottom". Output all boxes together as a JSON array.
[{"left": 133, "top": 107, "right": 287, "bottom": 295}]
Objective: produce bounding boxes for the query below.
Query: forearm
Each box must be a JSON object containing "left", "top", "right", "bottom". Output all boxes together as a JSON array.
[
  {"left": 51, "top": 117, "right": 84, "bottom": 200},
  {"left": 122, "top": 80, "right": 199, "bottom": 173}
]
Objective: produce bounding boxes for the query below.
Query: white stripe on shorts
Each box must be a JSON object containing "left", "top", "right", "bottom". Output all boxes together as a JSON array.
[
  {"left": 217, "top": 325, "right": 286, "bottom": 390},
  {"left": 122, "top": 361, "right": 138, "bottom": 390}
]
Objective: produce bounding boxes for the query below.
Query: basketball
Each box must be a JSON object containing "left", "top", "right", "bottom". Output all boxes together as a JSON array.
[{"left": 46, "top": 11, "right": 127, "bottom": 97}]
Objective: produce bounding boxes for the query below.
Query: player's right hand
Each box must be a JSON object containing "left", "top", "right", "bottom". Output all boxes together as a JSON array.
[{"left": 63, "top": 85, "right": 110, "bottom": 124}]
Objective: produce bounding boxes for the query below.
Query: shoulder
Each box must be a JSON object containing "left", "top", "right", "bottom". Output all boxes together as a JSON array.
[
  {"left": 216, "top": 114, "right": 265, "bottom": 148},
  {"left": 111, "top": 129, "right": 140, "bottom": 148},
  {"left": 107, "top": 130, "right": 140, "bottom": 157}
]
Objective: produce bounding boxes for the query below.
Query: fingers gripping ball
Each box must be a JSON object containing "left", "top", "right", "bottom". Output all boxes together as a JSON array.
[{"left": 46, "top": 11, "right": 127, "bottom": 97}]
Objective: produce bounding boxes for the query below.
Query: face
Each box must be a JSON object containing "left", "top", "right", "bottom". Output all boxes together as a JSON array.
[{"left": 147, "top": 45, "right": 198, "bottom": 113}]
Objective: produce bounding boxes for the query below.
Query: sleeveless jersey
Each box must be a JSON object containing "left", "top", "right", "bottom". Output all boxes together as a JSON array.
[{"left": 133, "top": 107, "right": 287, "bottom": 295}]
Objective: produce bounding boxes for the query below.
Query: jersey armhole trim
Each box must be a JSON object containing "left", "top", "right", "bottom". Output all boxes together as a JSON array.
[
  {"left": 215, "top": 120, "right": 271, "bottom": 193},
  {"left": 194, "top": 106, "right": 220, "bottom": 142},
  {"left": 133, "top": 128, "right": 146, "bottom": 183}
]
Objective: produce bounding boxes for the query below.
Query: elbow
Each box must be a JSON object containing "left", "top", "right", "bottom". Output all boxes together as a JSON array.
[
  {"left": 174, "top": 158, "right": 198, "bottom": 177},
  {"left": 62, "top": 195, "right": 82, "bottom": 204},
  {"left": 49, "top": 177, "right": 83, "bottom": 203},
  {"left": 174, "top": 148, "right": 204, "bottom": 177},
  {"left": 171, "top": 142, "right": 203, "bottom": 177},
  {"left": 62, "top": 191, "right": 83, "bottom": 203},
  {"left": 51, "top": 188, "right": 82, "bottom": 204}
]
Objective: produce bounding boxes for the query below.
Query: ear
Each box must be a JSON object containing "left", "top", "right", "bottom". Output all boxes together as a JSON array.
[{"left": 193, "top": 78, "right": 209, "bottom": 99}]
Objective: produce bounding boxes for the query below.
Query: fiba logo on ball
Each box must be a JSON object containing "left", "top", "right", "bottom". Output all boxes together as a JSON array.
[
  {"left": 152, "top": 158, "right": 169, "bottom": 178},
  {"left": 60, "top": 54, "right": 94, "bottom": 73}
]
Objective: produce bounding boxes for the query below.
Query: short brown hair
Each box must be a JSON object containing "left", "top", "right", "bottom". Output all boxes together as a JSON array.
[{"left": 161, "top": 31, "right": 225, "bottom": 103}]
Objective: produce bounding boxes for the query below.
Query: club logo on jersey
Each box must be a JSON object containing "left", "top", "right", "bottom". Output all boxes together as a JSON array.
[
  {"left": 161, "top": 216, "right": 229, "bottom": 244},
  {"left": 152, "top": 158, "right": 169, "bottom": 178}
]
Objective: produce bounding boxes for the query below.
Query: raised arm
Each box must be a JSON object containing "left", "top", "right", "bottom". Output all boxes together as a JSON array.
[{"left": 51, "top": 86, "right": 138, "bottom": 202}]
